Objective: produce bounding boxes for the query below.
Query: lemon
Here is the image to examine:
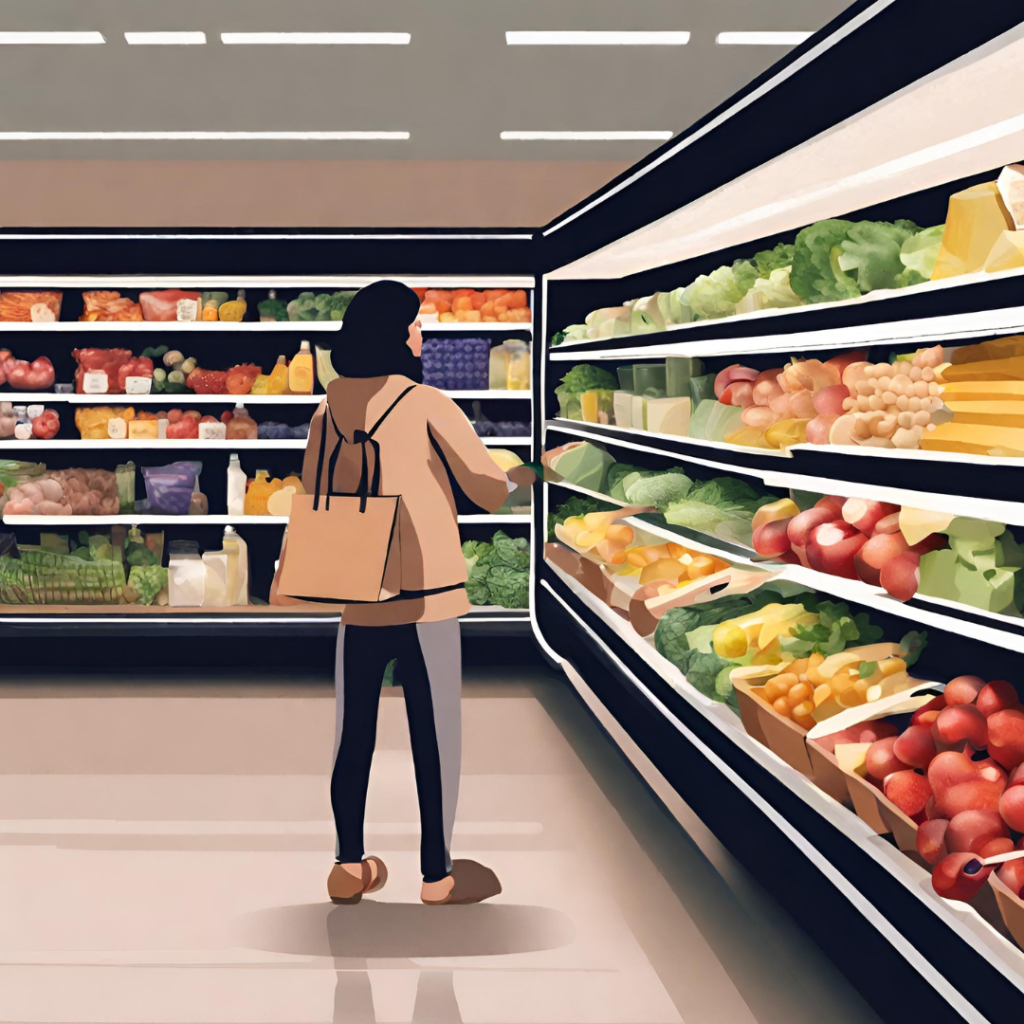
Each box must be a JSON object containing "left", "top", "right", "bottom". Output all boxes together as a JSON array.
[{"left": 713, "top": 622, "right": 748, "bottom": 659}]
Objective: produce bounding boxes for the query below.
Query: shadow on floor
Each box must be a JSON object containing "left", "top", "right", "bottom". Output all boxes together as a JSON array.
[
  {"left": 334, "top": 968, "right": 463, "bottom": 1024},
  {"left": 236, "top": 901, "right": 576, "bottom": 959}
]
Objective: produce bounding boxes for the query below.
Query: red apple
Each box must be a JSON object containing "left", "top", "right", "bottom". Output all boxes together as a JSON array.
[
  {"left": 977, "top": 680, "right": 1020, "bottom": 717},
  {"left": 865, "top": 735, "right": 911, "bottom": 781},
  {"left": 980, "top": 838, "right": 1015, "bottom": 859},
  {"left": 855, "top": 532, "right": 910, "bottom": 587},
  {"left": 884, "top": 770, "right": 932, "bottom": 821},
  {"left": 932, "top": 705, "right": 988, "bottom": 753},
  {"left": 806, "top": 520, "right": 868, "bottom": 579},
  {"left": 999, "top": 858, "right": 1024, "bottom": 898},
  {"left": 842, "top": 497, "right": 900, "bottom": 534},
  {"left": 944, "top": 675, "right": 985, "bottom": 706},
  {"left": 911, "top": 694, "right": 947, "bottom": 727},
  {"left": 946, "top": 809, "right": 1009, "bottom": 854},
  {"left": 752, "top": 519, "right": 794, "bottom": 558},
  {"left": 880, "top": 551, "right": 920, "bottom": 602},
  {"left": 928, "top": 750, "right": 1007, "bottom": 818},
  {"left": 815, "top": 720, "right": 897, "bottom": 754},
  {"left": 917, "top": 819, "right": 949, "bottom": 865},
  {"left": 999, "top": 784, "right": 1024, "bottom": 832},
  {"left": 814, "top": 495, "right": 846, "bottom": 519},
  {"left": 893, "top": 724, "right": 937, "bottom": 769},
  {"left": 787, "top": 506, "right": 839, "bottom": 548},
  {"left": 988, "top": 708, "right": 1024, "bottom": 770}
]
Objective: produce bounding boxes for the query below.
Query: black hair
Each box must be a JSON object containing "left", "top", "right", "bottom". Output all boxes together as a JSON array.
[{"left": 330, "top": 280, "right": 423, "bottom": 382}]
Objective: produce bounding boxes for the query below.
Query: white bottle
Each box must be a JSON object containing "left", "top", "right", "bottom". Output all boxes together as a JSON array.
[
  {"left": 226, "top": 453, "right": 247, "bottom": 516},
  {"left": 222, "top": 525, "right": 249, "bottom": 606}
]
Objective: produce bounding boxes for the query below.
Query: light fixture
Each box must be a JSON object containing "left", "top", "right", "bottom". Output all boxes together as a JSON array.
[
  {"left": 716, "top": 31, "right": 812, "bottom": 46},
  {"left": 501, "top": 131, "right": 673, "bottom": 141},
  {"left": 0, "top": 32, "right": 105, "bottom": 45},
  {"left": 124, "top": 32, "right": 207, "bottom": 46},
  {"left": 220, "top": 32, "right": 410, "bottom": 45},
  {"left": 0, "top": 131, "right": 410, "bottom": 141},
  {"left": 506, "top": 31, "right": 689, "bottom": 46}
]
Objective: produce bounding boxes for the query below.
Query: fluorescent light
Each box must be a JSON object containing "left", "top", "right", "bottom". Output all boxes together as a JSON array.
[
  {"left": 716, "top": 31, "right": 812, "bottom": 46},
  {"left": 124, "top": 32, "right": 207, "bottom": 46},
  {"left": 221, "top": 32, "right": 410, "bottom": 45},
  {"left": 0, "top": 32, "right": 105, "bottom": 45},
  {"left": 506, "top": 31, "right": 689, "bottom": 46},
  {"left": 0, "top": 131, "right": 410, "bottom": 141},
  {"left": 501, "top": 131, "right": 673, "bottom": 141}
]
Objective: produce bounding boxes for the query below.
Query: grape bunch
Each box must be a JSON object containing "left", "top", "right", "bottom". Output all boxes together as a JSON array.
[
  {"left": 420, "top": 337, "right": 491, "bottom": 391},
  {"left": 842, "top": 345, "right": 945, "bottom": 449}
]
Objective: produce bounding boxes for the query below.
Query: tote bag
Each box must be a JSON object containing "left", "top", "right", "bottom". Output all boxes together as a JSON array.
[{"left": 277, "top": 385, "right": 416, "bottom": 604}]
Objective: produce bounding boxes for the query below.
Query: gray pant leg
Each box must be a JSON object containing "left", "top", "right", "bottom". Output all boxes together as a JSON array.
[{"left": 415, "top": 619, "right": 463, "bottom": 873}]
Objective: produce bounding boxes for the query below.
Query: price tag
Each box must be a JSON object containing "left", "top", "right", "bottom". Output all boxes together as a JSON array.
[
  {"left": 199, "top": 421, "right": 227, "bottom": 440},
  {"left": 125, "top": 376, "right": 152, "bottom": 395},
  {"left": 82, "top": 370, "right": 109, "bottom": 394}
]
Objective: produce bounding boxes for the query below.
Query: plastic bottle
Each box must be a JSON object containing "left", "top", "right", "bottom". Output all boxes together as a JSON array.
[
  {"left": 289, "top": 341, "right": 314, "bottom": 394},
  {"left": 504, "top": 340, "right": 530, "bottom": 390},
  {"left": 226, "top": 454, "right": 247, "bottom": 515},
  {"left": 268, "top": 355, "right": 290, "bottom": 395},
  {"left": 188, "top": 479, "right": 209, "bottom": 516},
  {"left": 488, "top": 344, "right": 509, "bottom": 390},
  {"left": 225, "top": 402, "right": 258, "bottom": 440},
  {"left": 222, "top": 525, "right": 249, "bottom": 605},
  {"left": 218, "top": 289, "right": 247, "bottom": 322},
  {"left": 244, "top": 469, "right": 281, "bottom": 516}
]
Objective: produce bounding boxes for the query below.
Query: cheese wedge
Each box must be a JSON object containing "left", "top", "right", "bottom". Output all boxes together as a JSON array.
[
  {"left": 940, "top": 380, "right": 1024, "bottom": 401},
  {"left": 940, "top": 355, "right": 1024, "bottom": 382},
  {"left": 645, "top": 396, "right": 691, "bottom": 436},
  {"left": 920, "top": 421, "right": 1024, "bottom": 456},
  {"left": 931, "top": 181, "right": 1014, "bottom": 280},
  {"left": 984, "top": 230, "right": 1024, "bottom": 273},
  {"left": 944, "top": 400, "right": 1024, "bottom": 426}
]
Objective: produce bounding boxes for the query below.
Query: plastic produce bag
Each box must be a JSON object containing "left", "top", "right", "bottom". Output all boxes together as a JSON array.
[
  {"left": 141, "top": 461, "right": 202, "bottom": 515},
  {"left": 0, "top": 291, "right": 62, "bottom": 322}
]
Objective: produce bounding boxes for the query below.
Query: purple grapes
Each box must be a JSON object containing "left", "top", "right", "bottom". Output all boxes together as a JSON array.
[{"left": 421, "top": 337, "right": 491, "bottom": 390}]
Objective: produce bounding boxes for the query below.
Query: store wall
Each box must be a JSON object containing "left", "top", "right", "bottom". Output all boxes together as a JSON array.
[{"left": 0, "top": 160, "right": 628, "bottom": 228}]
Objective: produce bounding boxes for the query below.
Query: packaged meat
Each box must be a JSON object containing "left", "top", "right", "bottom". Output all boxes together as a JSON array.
[
  {"left": 74, "top": 406, "right": 136, "bottom": 440},
  {"left": 2, "top": 467, "right": 119, "bottom": 517},
  {"left": 73, "top": 348, "right": 131, "bottom": 394},
  {"left": 80, "top": 291, "right": 143, "bottom": 322},
  {"left": 185, "top": 367, "right": 228, "bottom": 394},
  {"left": 0, "top": 354, "right": 56, "bottom": 391},
  {"left": 139, "top": 289, "right": 201, "bottom": 322},
  {"left": 0, "top": 291, "right": 62, "bottom": 323}
]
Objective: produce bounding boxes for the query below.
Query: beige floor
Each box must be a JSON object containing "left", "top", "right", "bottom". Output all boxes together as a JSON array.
[{"left": 0, "top": 668, "right": 882, "bottom": 1024}]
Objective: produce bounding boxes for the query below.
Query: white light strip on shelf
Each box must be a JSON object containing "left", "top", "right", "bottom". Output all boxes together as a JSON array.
[
  {"left": 0, "top": 275, "right": 535, "bottom": 288},
  {"left": 0, "top": 613, "right": 526, "bottom": 625},
  {"left": 505, "top": 31, "right": 690, "bottom": 46},
  {"left": 716, "top": 31, "right": 812, "bottom": 46},
  {"left": 0, "top": 234, "right": 534, "bottom": 242},
  {"left": 502, "top": 131, "right": 673, "bottom": 141},
  {"left": 544, "top": 422, "right": 1024, "bottom": 528},
  {"left": 0, "top": 32, "right": 105, "bottom": 45},
  {"left": 221, "top": 32, "right": 410, "bottom": 45},
  {"left": 541, "top": 0, "right": 892, "bottom": 236},
  {"left": 0, "top": 131, "right": 410, "bottom": 141},
  {"left": 539, "top": 580, "right": 993, "bottom": 1021},
  {"left": 124, "top": 32, "right": 206, "bottom": 46}
]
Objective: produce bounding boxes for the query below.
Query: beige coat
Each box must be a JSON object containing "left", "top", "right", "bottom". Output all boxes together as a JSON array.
[{"left": 298, "top": 374, "right": 510, "bottom": 625}]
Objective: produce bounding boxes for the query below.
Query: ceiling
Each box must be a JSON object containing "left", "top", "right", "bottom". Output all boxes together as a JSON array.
[{"left": 0, "top": 0, "right": 852, "bottom": 226}]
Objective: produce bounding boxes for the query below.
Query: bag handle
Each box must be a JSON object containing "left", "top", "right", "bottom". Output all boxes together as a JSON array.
[{"left": 313, "top": 385, "right": 417, "bottom": 513}]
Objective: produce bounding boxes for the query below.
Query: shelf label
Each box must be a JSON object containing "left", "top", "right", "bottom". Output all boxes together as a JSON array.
[
  {"left": 125, "top": 376, "right": 152, "bottom": 395},
  {"left": 82, "top": 370, "right": 109, "bottom": 394}
]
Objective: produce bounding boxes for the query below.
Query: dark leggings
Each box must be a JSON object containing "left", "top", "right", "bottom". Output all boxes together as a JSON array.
[{"left": 331, "top": 620, "right": 462, "bottom": 884}]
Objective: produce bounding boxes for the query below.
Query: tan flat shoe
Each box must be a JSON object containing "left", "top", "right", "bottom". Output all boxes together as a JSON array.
[
  {"left": 421, "top": 859, "right": 502, "bottom": 906},
  {"left": 328, "top": 856, "right": 388, "bottom": 904}
]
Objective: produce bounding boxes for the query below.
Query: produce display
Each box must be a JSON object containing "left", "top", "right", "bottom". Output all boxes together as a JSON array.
[
  {"left": 0, "top": 463, "right": 120, "bottom": 516},
  {"left": 462, "top": 530, "right": 530, "bottom": 609},
  {"left": 0, "top": 403, "right": 60, "bottom": 441},
  {"left": 421, "top": 336, "right": 491, "bottom": 390},
  {"left": 0, "top": 292, "right": 62, "bottom": 323},
  {"left": 80, "top": 290, "right": 143, "bottom": 322},
  {"left": 0, "top": 350, "right": 56, "bottom": 391},
  {"left": 551, "top": 164, "right": 1024, "bottom": 345},
  {"left": 416, "top": 288, "right": 531, "bottom": 324}
]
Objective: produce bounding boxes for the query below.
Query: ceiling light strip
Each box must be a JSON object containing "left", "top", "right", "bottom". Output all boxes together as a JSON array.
[
  {"left": 220, "top": 32, "right": 410, "bottom": 45},
  {"left": 717, "top": 32, "right": 813, "bottom": 46},
  {"left": 541, "top": 0, "right": 894, "bottom": 236},
  {"left": 124, "top": 32, "right": 207, "bottom": 46},
  {"left": 502, "top": 131, "right": 673, "bottom": 141},
  {"left": 506, "top": 31, "right": 690, "bottom": 46},
  {"left": 0, "top": 131, "right": 409, "bottom": 141},
  {"left": 0, "top": 32, "right": 105, "bottom": 45}
]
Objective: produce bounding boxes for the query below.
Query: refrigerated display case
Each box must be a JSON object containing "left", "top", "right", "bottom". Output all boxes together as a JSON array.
[
  {"left": 0, "top": 230, "right": 535, "bottom": 637},
  {"left": 535, "top": 4, "right": 1024, "bottom": 1022}
]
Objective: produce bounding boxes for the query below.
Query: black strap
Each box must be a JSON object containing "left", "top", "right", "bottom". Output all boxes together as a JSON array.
[{"left": 312, "top": 385, "right": 417, "bottom": 514}]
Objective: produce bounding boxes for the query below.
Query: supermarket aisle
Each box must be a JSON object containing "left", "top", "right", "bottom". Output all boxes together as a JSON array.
[{"left": 0, "top": 667, "right": 882, "bottom": 1024}]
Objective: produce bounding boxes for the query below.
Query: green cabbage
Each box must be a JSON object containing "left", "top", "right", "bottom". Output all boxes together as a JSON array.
[
  {"left": 624, "top": 471, "right": 693, "bottom": 510},
  {"left": 897, "top": 225, "right": 945, "bottom": 286},
  {"left": 554, "top": 363, "right": 618, "bottom": 396},
  {"left": 734, "top": 267, "right": 802, "bottom": 315},
  {"left": 790, "top": 219, "right": 861, "bottom": 304},
  {"left": 681, "top": 266, "right": 747, "bottom": 320},
  {"left": 836, "top": 220, "right": 920, "bottom": 293},
  {"left": 464, "top": 530, "right": 530, "bottom": 607}
]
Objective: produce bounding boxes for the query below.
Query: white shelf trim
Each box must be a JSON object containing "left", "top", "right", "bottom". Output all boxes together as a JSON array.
[
  {"left": 0, "top": 439, "right": 307, "bottom": 449},
  {"left": 0, "top": 390, "right": 529, "bottom": 405},
  {"left": 3, "top": 513, "right": 528, "bottom": 526},
  {"left": 0, "top": 276, "right": 535, "bottom": 289},
  {"left": 0, "top": 321, "right": 341, "bottom": 332}
]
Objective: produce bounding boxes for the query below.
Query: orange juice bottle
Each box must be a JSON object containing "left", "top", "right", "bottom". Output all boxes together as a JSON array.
[
  {"left": 268, "top": 355, "right": 290, "bottom": 395},
  {"left": 244, "top": 469, "right": 281, "bottom": 516}
]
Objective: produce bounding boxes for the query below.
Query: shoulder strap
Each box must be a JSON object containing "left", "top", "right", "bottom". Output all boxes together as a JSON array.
[{"left": 366, "top": 384, "right": 417, "bottom": 439}]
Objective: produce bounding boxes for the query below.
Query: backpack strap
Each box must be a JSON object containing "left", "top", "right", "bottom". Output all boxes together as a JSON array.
[{"left": 366, "top": 384, "right": 418, "bottom": 439}]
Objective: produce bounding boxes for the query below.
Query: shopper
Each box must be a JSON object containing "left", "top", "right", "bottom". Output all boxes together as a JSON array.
[{"left": 291, "top": 280, "right": 533, "bottom": 906}]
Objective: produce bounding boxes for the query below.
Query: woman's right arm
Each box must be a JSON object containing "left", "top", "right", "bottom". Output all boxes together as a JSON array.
[{"left": 426, "top": 391, "right": 513, "bottom": 513}]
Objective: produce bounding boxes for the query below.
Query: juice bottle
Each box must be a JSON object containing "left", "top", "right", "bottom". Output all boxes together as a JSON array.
[
  {"left": 218, "top": 289, "right": 247, "bottom": 322},
  {"left": 268, "top": 355, "right": 290, "bottom": 395},
  {"left": 580, "top": 390, "right": 599, "bottom": 423},
  {"left": 288, "top": 341, "right": 314, "bottom": 394},
  {"left": 222, "top": 525, "right": 249, "bottom": 605},
  {"left": 488, "top": 344, "right": 509, "bottom": 390},
  {"left": 225, "top": 402, "right": 258, "bottom": 440},
  {"left": 504, "top": 340, "right": 530, "bottom": 390},
  {"left": 244, "top": 469, "right": 281, "bottom": 516}
]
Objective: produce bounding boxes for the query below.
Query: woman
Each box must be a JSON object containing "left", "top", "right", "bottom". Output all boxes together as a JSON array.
[{"left": 297, "top": 280, "right": 533, "bottom": 906}]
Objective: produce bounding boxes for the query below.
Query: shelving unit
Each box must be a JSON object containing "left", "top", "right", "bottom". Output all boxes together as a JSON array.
[{"left": 535, "top": 5, "right": 1024, "bottom": 1021}]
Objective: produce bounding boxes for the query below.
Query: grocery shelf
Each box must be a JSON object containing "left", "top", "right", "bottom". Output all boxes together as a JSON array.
[
  {"left": 0, "top": 276, "right": 535, "bottom": 290},
  {"left": 2, "top": 513, "right": 529, "bottom": 527},
  {"left": 421, "top": 323, "right": 531, "bottom": 333},
  {"left": 0, "top": 321, "right": 341, "bottom": 332},
  {"left": 0, "top": 439, "right": 307, "bottom": 449},
  {"left": 546, "top": 420, "right": 1024, "bottom": 510},
  {"left": 548, "top": 295, "right": 1024, "bottom": 361},
  {"left": 0, "top": 391, "right": 530, "bottom": 405},
  {"left": 538, "top": 560, "right": 1024, "bottom": 1017}
]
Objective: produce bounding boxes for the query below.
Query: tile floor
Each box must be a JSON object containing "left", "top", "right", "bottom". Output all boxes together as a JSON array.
[{"left": 0, "top": 668, "right": 882, "bottom": 1023}]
